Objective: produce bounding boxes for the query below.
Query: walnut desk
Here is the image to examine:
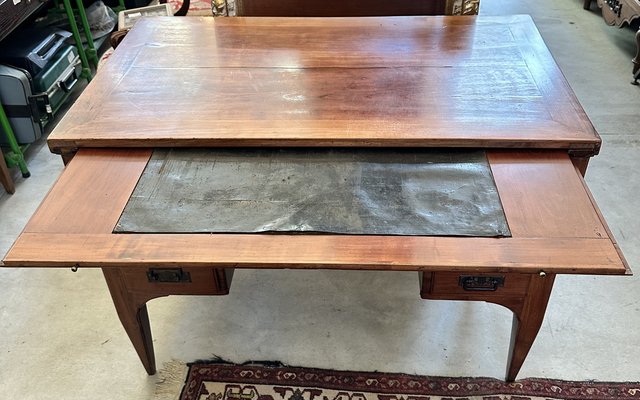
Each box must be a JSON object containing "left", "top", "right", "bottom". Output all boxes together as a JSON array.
[{"left": 2, "top": 16, "right": 630, "bottom": 381}]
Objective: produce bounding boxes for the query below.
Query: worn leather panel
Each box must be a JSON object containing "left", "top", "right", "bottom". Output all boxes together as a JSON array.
[{"left": 115, "top": 148, "right": 510, "bottom": 237}]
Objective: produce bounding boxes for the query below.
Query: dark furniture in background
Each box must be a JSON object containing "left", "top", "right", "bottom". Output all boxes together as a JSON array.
[
  {"left": 0, "top": 0, "right": 48, "bottom": 42},
  {"left": 585, "top": 0, "right": 640, "bottom": 83},
  {"left": 234, "top": 0, "right": 448, "bottom": 16},
  {"left": 635, "top": 28, "right": 640, "bottom": 82},
  {"left": 215, "top": 0, "right": 479, "bottom": 16}
]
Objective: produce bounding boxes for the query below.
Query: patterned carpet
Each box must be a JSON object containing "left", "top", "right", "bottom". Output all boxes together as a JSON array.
[{"left": 180, "top": 363, "right": 640, "bottom": 400}]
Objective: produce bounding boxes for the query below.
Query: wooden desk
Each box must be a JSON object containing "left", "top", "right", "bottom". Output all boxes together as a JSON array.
[{"left": 3, "top": 16, "right": 629, "bottom": 382}]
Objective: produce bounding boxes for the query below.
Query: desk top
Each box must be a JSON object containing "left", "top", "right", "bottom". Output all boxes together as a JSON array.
[{"left": 48, "top": 15, "right": 600, "bottom": 154}]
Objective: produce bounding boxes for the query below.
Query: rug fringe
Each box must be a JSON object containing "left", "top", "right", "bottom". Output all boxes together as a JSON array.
[
  {"left": 153, "top": 359, "right": 189, "bottom": 400},
  {"left": 188, "top": 355, "right": 287, "bottom": 369}
]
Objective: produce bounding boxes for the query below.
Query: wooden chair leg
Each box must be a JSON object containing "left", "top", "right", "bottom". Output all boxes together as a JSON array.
[
  {"left": 0, "top": 154, "right": 15, "bottom": 194},
  {"left": 632, "top": 28, "right": 640, "bottom": 85},
  {"left": 505, "top": 273, "right": 555, "bottom": 381},
  {"left": 102, "top": 268, "right": 157, "bottom": 375}
]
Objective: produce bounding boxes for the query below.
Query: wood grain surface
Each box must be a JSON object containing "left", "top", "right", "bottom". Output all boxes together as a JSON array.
[
  {"left": 0, "top": 153, "right": 15, "bottom": 194},
  {"left": 22, "top": 149, "right": 151, "bottom": 234},
  {"left": 47, "top": 16, "right": 600, "bottom": 154},
  {"left": 3, "top": 149, "right": 626, "bottom": 275},
  {"left": 0, "top": 0, "right": 46, "bottom": 42},
  {"left": 4, "top": 233, "right": 624, "bottom": 274},
  {"left": 487, "top": 151, "right": 607, "bottom": 238}
]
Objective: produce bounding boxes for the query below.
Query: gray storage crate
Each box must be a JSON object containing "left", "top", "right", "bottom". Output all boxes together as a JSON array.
[{"left": 0, "top": 65, "right": 44, "bottom": 145}]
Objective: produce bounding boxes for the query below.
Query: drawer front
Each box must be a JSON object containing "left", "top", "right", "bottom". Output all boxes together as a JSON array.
[
  {"left": 421, "top": 271, "right": 531, "bottom": 298},
  {"left": 121, "top": 267, "right": 233, "bottom": 296}
]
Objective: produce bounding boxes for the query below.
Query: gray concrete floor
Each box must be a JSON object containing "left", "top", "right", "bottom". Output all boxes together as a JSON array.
[{"left": 1, "top": 1, "right": 639, "bottom": 398}]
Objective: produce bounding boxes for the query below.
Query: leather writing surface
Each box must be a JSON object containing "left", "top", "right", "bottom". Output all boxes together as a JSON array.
[{"left": 115, "top": 148, "right": 511, "bottom": 237}]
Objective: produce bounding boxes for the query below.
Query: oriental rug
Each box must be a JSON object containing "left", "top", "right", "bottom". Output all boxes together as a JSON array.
[{"left": 179, "top": 363, "right": 640, "bottom": 400}]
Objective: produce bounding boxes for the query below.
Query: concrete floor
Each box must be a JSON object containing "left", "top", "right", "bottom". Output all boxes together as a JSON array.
[{"left": 1, "top": 0, "right": 639, "bottom": 398}]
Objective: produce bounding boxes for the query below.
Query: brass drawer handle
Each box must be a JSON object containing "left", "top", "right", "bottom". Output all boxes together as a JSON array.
[
  {"left": 458, "top": 275, "right": 505, "bottom": 291},
  {"left": 147, "top": 268, "right": 191, "bottom": 283}
]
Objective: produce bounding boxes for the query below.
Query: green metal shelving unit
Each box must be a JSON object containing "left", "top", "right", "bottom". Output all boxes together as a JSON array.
[
  {"left": 1, "top": 0, "right": 125, "bottom": 188},
  {"left": 56, "top": 0, "right": 125, "bottom": 81}
]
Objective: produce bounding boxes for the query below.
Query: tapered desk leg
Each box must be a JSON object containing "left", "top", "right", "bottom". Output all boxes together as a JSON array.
[
  {"left": 505, "top": 273, "right": 555, "bottom": 381},
  {"left": 570, "top": 156, "right": 590, "bottom": 177},
  {"left": 60, "top": 150, "right": 78, "bottom": 166},
  {"left": 101, "top": 266, "right": 233, "bottom": 375},
  {"left": 420, "top": 271, "right": 556, "bottom": 381},
  {"left": 103, "top": 268, "right": 156, "bottom": 375}
]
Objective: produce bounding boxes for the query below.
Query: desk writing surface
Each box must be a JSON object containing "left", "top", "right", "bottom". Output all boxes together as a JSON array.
[
  {"left": 114, "top": 149, "right": 511, "bottom": 237},
  {"left": 47, "top": 15, "right": 599, "bottom": 154}
]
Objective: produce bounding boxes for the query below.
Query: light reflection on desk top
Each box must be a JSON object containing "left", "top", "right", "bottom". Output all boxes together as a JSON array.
[{"left": 48, "top": 15, "right": 599, "bottom": 154}]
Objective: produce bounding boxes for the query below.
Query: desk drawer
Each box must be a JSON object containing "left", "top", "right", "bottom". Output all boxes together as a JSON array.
[
  {"left": 120, "top": 267, "right": 233, "bottom": 297},
  {"left": 421, "top": 271, "right": 531, "bottom": 299}
]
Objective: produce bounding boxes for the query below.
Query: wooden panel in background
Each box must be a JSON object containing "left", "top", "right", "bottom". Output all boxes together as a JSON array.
[
  {"left": 235, "top": 0, "right": 447, "bottom": 16},
  {"left": 0, "top": 154, "right": 15, "bottom": 194},
  {"left": 0, "top": 0, "right": 46, "bottom": 42}
]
